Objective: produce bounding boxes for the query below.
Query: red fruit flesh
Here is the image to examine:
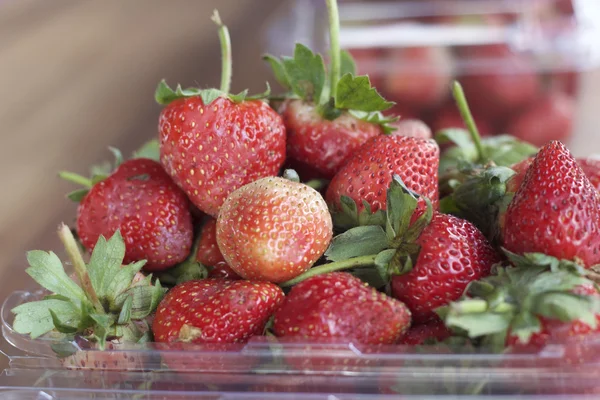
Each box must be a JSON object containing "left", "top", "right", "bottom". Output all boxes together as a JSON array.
[
  {"left": 273, "top": 272, "right": 411, "bottom": 345},
  {"left": 392, "top": 213, "right": 500, "bottom": 323},
  {"left": 159, "top": 96, "right": 286, "bottom": 217},
  {"left": 383, "top": 47, "right": 453, "bottom": 110},
  {"left": 326, "top": 135, "right": 440, "bottom": 214},
  {"left": 77, "top": 159, "right": 193, "bottom": 271},
  {"left": 389, "top": 119, "right": 432, "bottom": 140},
  {"left": 217, "top": 177, "right": 333, "bottom": 283},
  {"left": 195, "top": 219, "right": 225, "bottom": 267},
  {"left": 503, "top": 141, "right": 600, "bottom": 268},
  {"left": 398, "top": 318, "right": 452, "bottom": 345},
  {"left": 506, "top": 92, "right": 574, "bottom": 147},
  {"left": 208, "top": 261, "right": 241, "bottom": 280},
  {"left": 152, "top": 279, "right": 284, "bottom": 344},
  {"left": 281, "top": 99, "right": 383, "bottom": 178}
]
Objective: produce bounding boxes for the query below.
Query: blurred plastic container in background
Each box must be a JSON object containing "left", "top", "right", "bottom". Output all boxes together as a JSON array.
[{"left": 264, "top": 0, "right": 600, "bottom": 154}]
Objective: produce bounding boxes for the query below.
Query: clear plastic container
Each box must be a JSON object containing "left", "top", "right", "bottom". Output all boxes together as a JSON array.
[
  {"left": 3, "top": 290, "right": 600, "bottom": 397},
  {"left": 263, "top": 0, "right": 600, "bottom": 155}
]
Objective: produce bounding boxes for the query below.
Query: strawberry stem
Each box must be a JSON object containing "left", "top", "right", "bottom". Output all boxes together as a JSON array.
[
  {"left": 58, "top": 171, "right": 93, "bottom": 188},
  {"left": 57, "top": 223, "right": 104, "bottom": 313},
  {"left": 326, "top": 0, "right": 341, "bottom": 99},
  {"left": 452, "top": 81, "right": 487, "bottom": 163},
  {"left": 279, "top": 254, "right": 377, "bottom": 287},
  {"left": 211, "top": 10, "right": 232, "bottom": 94}
]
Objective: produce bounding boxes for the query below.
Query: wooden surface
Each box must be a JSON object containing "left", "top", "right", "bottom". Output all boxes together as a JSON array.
[{"left": 0, "top": 0, "right": 281, "bottom": 368}]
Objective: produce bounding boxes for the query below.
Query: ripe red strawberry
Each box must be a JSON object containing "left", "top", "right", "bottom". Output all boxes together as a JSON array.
[
  {"left": 398, "top": 318, "right": 452, "bottom": 345},
  {"left": 152, "top": 279, "right": 284, "bottom": 344},
  {"left": 157, "top": 13, "right": 286, "bottom": 217},
  {"left": 326, "top": 135, "right": 439, "bottom": 225},
  {"left": 265, "top": 2, "right": 396, "bottom": 179},
  {"left": 503, "top": 141, "right": 600, "bottom": 268},
  {"left": 389, "top": 119, "right": 432, "bottom": 140},
  {"left": 216, "top": 176, "right": 333, "bottom": 283},
  {"left": 506, "top": 92, "right": 574, "bottom": 147},
  {"left": 208, "top": 261, "right": 241, "bottom": 280},
  {"left": 76, "top": 158, "right": 193, "bottom": 271},
  {"left": 391, "top": 212, "right": 501, "bottom": 323},
  {"left": 195, "top": 219, "right": 225, "bottom": 267},
  {"left": 273, "top": 272, "right": 411, "bottom": 344},
  {"left": 280, "top": 99, "right": 384, "bottom": 178},
  {"left": 578, "top": 158, "right": 600, "bottom": 191}
]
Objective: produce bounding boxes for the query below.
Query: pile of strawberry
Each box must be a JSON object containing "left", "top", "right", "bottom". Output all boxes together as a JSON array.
[{"left": 10, "top": 0, "right": 600, "bottom": 377}]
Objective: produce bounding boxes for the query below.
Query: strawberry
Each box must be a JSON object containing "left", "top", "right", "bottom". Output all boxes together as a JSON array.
[
  {"left": 326, "top": 135, "right": 439, "bottom": 229},
  {"left": 273, "top": 272, "right": 411, "bottom": 344},
  {"left": 391, "top": 211, "right": 500, "bottom": 323},
  {"left": 208, "top": 261, "right": 241, "bottom": 280},
  {"left": 152, "top": 279, "right": 284, "bottom": 344},
  {"left": 12, "top": 225, "right": 165, "bottom": 369},
  {"left": 389, "top": 119, "right": 432, "bottom": 140},
  {"left": 195, "top": 219, "right": 225, "bottom": 267},
  {"left": 264, "top": 0, "right": 397, "bottom": 178},
  {"left": 502, "top": 141, "right": 600, "bottom": 268},
  {"left": 577, "top": 158, "right": 600, "bottom": 191},
  {"left": 398, "top": 318, "right": 452, "bottom": 345},
  {"left": 506, "top": 91, "right": 574, "bottom": 147},
  {"left": 216, "top": 176, "right": 333, "bottom": 283},
  {"left": 69, "top": 158, "right": 194, "bottom": 271},
  {"left": 156, "top": 12, "right": 286, "bottom": 217}
]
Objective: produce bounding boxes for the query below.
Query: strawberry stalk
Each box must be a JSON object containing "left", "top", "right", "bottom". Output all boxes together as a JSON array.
[
  {"left": 211, "top": 10, "right": 232, "bottom": 94},
  {"left": 58, "top": 171, "right": 93, "bottom": 188},
  {"left": 326, "top": 0, "right": 341, "bottom": 99},
  {"left": 452, "top": 81, "right": 487, "bottom": 163},
  {"left": 279, "top": 254, "right": 377, "bottom": 287},
  {"left": 57, "top": 223, "right": 104, "bottom": 313}
]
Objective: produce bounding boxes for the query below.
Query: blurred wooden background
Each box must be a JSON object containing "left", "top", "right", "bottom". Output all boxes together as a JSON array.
[{"left": 0, "top": 0, "right": 281, "bottom": 367}]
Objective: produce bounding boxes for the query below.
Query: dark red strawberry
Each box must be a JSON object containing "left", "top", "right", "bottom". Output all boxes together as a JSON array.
[
  {"left": 391, "top": 212, "right": 501, "bottom": 323},
  {"left": 273, "top": 272, "right": 411, "bottom": 344},
  {"left": 217, "top": 176, "right": 333, "bottom": 283},
  {"left": 195, "top": 219, "right": 225, "bottom": 267},
  {"left": 264, "top": 0, "right": 396, "bottom": 179},
  {"left": 75, "top": 158, "right": 193, "bottom": 271},
  {"left": 153, "top": 279, "right": 284, "bottom": 344},
  {"left": 398, "top": 318, "right": 452, "bottom": 345},
  {"left": 208, "top": 261, "right": 241, "bottom": 280},
  {"left": 326, "top": 135, "right": 439, "bottom": 227},
  {"left": 506, "top": 91, "right": 574, "bottom": 147},
  {"left": 503, "top": 141, "right": 600, "bottom": 268},
  {"left": 157, "top": 12, "right": 286, "bottom": 217}
]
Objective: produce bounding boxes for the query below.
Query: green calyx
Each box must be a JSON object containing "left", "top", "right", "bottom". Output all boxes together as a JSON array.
[
  {"left": 11, "top": 224, "right": 166, "bottom": 352},
  {"left": 155, "top": 10, "right": 270, "bottom": 106},
  {"left": 438, "top": 250, "right": 600, "bottom": 351},
  {"left": 262, "top": 0, "right": 396, "bottom": 132},
  {"left": 59, "top": 140, "right": 160, "bottom": 203},
  {"left": 280, "top": 175, "right": 434, "bottom": 288}
]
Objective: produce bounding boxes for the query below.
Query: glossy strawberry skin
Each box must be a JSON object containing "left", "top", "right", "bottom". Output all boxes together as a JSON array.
[
  {"left": 398, "top": 318, "right": 452, "bottom": 345},
  {"left": 195, "top": 219, "right": 225, "bottom": 267},
  {"left": 159, "top": 96, "right": 286, "bottom": 217},
  {"left": 77, "top": 159, "right": 193, "bottom": 271},
  {"left": 208, "top": 261, "right": 241, "bottom": 280},
  {"left": 152, "top": 279, "right": 284, "bottom": 344},
  {"left": 281, "top": 99, "right": 383, "bottom": 178},
  {"left": 577, "top": 158, "right": 600, "bottom": 191},
  {"left": 273, "top": 272, "right": 411, "bottom": 345},
  {"left": 392, "top": 213, "right": 501, "bottom": 323},
  {"left": 326, "top": 135, "right": 440, "bottom": 214},
  {"left": 216, "top": 177, "right": 333, "bottom": 283},
  {"left": 389, "top": 119, "right": 432, "bottom": 140},
  {"left": 503, "top": 141, "right": 600, "bottom": 268}
]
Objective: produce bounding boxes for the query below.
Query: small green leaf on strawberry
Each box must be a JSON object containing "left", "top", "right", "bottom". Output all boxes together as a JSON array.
[
  {"left": 340, "top": 49, "right": 357, "bottom": 76},
  {"left": 324, "top": 225, "right": 389, "bottom": 262},
  {"left": 347, "top": 110, "right": 399, "bottom": 134},
  {"left": 282, "top": 44, "right": 327, "bottom": 103},
  {"left": 132, "top": 139, "right": 160, "bottom": 162},
  {"left": 12, "top": 299, "right": 81, "bottom": 339},
  {"left": 262, "top": 55, "right": 291, "bottom": 90},
  {"left": 67, "top": 189, "right": 89, "bottom": 203},
  {"left": 334, "top": 73, "right": 393, "bottom": 113},
  {"left": 49, "top": 309, "right": 79, "bottom": 334},
  {"left": 154, "top": 80, "right": 224, "bottom": 106}
]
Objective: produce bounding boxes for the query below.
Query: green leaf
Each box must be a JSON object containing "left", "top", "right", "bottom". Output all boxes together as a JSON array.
[
  {"left": 374, "top": 249, "right": 397, "bottom": 270},
  {"left": 51, "top": 342, "right": 79, "bottom": 358},
  {"left": 25, "top": 251, "right": 86, "bottom": 302},
  {"left": 324, "top": 225, "right": 389, "bottom": 262},
  {"left": 263, "top": 54, "right": 291, "bottom": 89},
  {"left": 445, "top": 312, "right": 512, "bottom": 338},
  {"left": 386, "top": 175, "right": 418, "bottom": 242},
  {"left": 108, "top": 147, "right": 124, "bottom": 168},
  {"left": 282, "top": 44, "right": 326, "bottom": 103},
  {"left": 67, "top": 189, "right": 89, "bottom": 203},
  {"left": 509, "top": 311, "right": 542, "bottom": 344},
  {"left": 106, "top": 260, "right": 146, "bottom": 310},
  {"left": 154, "top": 80, "right": 224, "bottom": 106},
  {"left": 49, "top": 309, "right": 79, "bottom": 334},
  {"left": 117, "top": 295, "right": 133, "bottom": 325},
  {"left": 116, "top": 283, "right": 165, "bottom": 320},
  {"left": 12, "top": 299, "right": 81, "bottom": 338},
  {"left": 133, "top": 139, "right": 160, "bottom": 162},
  {"left": 347, "top": 110, "right": 399, "bottom": 134},
  {"left": 89, "top": 313, "right": 113, "bottom": 349},
  {"left": 435, "top": 129, "right": 473, "bottom": 149},
  {"left": 533, "top": 292, "right": 598, "bottom": 327},
  {"left": 335, "top": 73, "right": 394, "bottom": 112},
  {"left": 244, "top": 82, "right": 272, "bottom": 101},
  {"left": 340, "top": 50, "right": 357, "bottom": 76},
  {"left": 87, "top": 231, "right": 127, "bottom": 302}
]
